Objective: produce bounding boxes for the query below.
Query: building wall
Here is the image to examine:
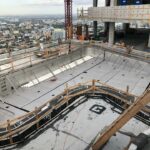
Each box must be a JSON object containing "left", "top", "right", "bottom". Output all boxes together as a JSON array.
[
  {"left": 87, "top": 5, "right": 150, "bottom": 24},
  {"left": 0, "top": 48, "right": 86, "bottom": 96}
]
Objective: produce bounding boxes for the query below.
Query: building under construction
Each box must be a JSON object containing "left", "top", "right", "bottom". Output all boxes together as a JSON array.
[
  {"left": 78, "top": 0, "right": 150, "bottom": 49},
  {"left": 0, "top": 0, "right": 150, "bottom": 150}
]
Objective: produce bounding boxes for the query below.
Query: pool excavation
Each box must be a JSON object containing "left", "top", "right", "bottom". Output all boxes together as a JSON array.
[
  {"left": 0, "top": 42, "right": 150, "bottom": 150},
  {"left": 0, "top": 80, "right": 149, "bottom": 148}
]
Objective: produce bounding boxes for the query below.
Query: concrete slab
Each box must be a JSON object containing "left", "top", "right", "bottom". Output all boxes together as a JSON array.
[
  {"left": 8, "top": 98, "right": 148, "bottom": 150},
  {"left": 0, "top": 46, "right": 149, "bottom": 150},
  {"left": 1, "top": 51, "right": 149, "bottom": 119}
]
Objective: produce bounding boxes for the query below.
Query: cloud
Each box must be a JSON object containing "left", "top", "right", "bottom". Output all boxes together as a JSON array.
[
  {"left": 24, "top": 0, "right": 62, "bottom": 6},
  {"left": 24, "top": 0, "right": 92, "bottom": 7},
  {"left": 74, "top": 0, "right": 91, "bottom": 5},
  {"left": 0, "top": 0, "right": 105, "bottom": 15}
]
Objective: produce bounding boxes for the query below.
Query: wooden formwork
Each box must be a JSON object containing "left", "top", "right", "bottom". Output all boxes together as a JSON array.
[{"left": 0, "top": 80, "right": 149, "bottom": 148}]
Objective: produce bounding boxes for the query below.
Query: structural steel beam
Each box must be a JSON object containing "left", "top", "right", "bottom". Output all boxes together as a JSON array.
[{"left": 92, "top": 89, "right": 150, "bottom": 150}]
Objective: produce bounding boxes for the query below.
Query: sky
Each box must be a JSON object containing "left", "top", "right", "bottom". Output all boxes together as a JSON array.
[{"left": 0, "top": 0, "right": 105, "bottom": 16}]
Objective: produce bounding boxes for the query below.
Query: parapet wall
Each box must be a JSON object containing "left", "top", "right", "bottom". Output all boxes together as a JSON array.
[
  {"left": 0, "top": 44, "right": 150, "bottom": 97},
  {"left": 0, "top": 48, "right": 86, "bottom": 96}
]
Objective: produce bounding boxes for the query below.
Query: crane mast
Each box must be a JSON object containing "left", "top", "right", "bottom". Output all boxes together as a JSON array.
[{"left": 64, "top": 0, "right": 73, "bottom": 40}]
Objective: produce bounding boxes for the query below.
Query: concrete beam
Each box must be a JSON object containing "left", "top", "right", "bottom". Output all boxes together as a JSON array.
[{"left": 78, "top": 5, "right": 150, "bottom": 25}]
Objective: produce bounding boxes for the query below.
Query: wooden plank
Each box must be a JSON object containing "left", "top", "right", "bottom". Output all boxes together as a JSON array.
[{"left": 92, "top": 89, "right": 150, "bottom": 150}]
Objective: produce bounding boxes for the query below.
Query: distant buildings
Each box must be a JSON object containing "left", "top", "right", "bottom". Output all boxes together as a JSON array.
[{"left": 0, "top": 16, "right": 66, "bottom": 54}]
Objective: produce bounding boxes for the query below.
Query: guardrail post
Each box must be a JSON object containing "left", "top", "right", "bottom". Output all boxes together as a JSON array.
[
  {"left": 45, "top": 49, "right": 49, "bottom": 58},
  {"left": 7, "top": 120, "right": 13, "bottom": 144},
  {"left": 124, "top": 85, "right": 130, "bottom": 108},
  {"left": 65, "top": 83, "right": 69, "bottom": 96},
  {"left": 11, "top": 58, "right": 14, "bottom": 71},
  {"left": 92, "top": 80, "right": 95, "bottom": 87},
  {"left": 92, "top": 80, "right": 96, "bottom": 95},
  {"left": 35, "top": 107, "right": 39, "bottom": 129},
  {"left": 29, "top": 55, "right": 32, "bottom": 66},
  {"left": 103, "top": 50, "right": 106, "bottom": 61},
  {"left": 65, "top": 83, "right": 69, "bottom": 105},
  {"left": 126, "top": 85, "right": 129, "bottom": 94}
]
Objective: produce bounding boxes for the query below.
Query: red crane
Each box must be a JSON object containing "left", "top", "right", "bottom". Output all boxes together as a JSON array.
[{"left": 64, "top": 0, "right": 73, "bottom": 40}]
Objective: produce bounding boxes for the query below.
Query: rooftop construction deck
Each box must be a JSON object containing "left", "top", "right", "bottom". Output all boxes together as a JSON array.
[
  {"left": 0, "top": 0, "right": 150, "bottom": 150},
  {"left": 0, "top": 42, "right": 149, "bottom": 149}
]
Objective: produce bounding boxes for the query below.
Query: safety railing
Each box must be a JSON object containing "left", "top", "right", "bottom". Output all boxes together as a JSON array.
[
  {"left": 91, "top": 42, "right": 150, "bottom": 63},
  {"left": 0, "top": 43, "right": 82, "bottom": 75}
]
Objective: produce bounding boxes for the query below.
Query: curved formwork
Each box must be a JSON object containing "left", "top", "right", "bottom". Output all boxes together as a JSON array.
[{"left": 0, "top": 80, "right": 149, "bottom": 148}]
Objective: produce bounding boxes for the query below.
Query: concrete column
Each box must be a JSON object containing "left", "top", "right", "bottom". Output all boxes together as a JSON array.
[
  {"left": 104, "top": 0, "right": 110, "bottom": 36},
  {"left": 93, "top": 0, "right": 98, "bottom": 6},
  {"left": 104, "top": 22, "right": 109, "bottom": 36},
  {"left": 93, "top": 21, "right": 98, "bottom": 38},
  {"left": 93, "top": 0, "right": 98, "bottom": 39},
  {"left": 108, "top": 0, "right": 116, "bottom": 46},
  {"left": 110, "top": 0, "right": 117, "bottom": 6},
  {"left": 108, "top": 22, "right": 115, "bottom": 46},
  {"left": 105, "top": 0, "right": 110, "bottom": 6},
  {"left": 148, "top": 33, "right": 150, "bottom": 48}
]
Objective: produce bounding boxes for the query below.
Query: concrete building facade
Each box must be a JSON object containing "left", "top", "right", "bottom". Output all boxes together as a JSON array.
[{"left": 78, "top": 0, "right": 150, "bottom": 47}]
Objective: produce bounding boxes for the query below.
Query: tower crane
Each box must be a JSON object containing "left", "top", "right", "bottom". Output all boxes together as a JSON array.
[{"left": 64, "top": 0, "right": 73, "bottom": 40}]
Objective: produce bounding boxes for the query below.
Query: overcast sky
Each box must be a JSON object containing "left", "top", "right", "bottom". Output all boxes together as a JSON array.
[{"left": 0, "top": 0, "right": 105, "bottom": 16}]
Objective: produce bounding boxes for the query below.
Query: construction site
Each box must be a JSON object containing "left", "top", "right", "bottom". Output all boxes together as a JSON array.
[{"left": 0, "top": 0, "right": 150, "bottom": 150}]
